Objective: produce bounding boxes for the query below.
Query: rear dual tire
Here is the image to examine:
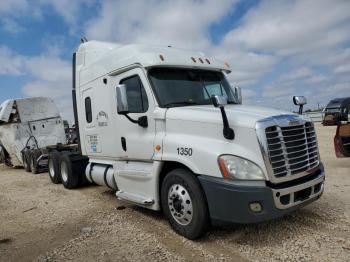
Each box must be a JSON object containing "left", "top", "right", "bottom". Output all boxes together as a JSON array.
[
  {"left": 22, "top": 150, "right": 32, "bottom": 172},
  {"left": 60, "top": 153, "right": 80, "bottom": 189},
  {"left": 23, "top": 151, "right": 31, "bottom": 172},
  {"left": 30, "top": 150, "right": 41, "bottom": 174},
  {"left": 48, "top": 151, "right": 88, "bottom": 189},
  {"left": 48, "top": 151, "right": 61, "bottom": 184},
  {"left": 23, "top": 150, "right": 41, "bottom": 174}
]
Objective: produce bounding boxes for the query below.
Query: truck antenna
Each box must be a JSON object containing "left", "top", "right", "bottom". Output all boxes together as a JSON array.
[{"left": 80, "top": 37, "right": 88, "bottom": 43}]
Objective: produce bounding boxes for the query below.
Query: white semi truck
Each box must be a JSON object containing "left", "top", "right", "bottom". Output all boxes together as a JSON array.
[
  {"left": 47, "top": 40, "right": 325, "bottom": 239},
  {"left": 0, "top": 97, "right": 66, "bottom": 173}
]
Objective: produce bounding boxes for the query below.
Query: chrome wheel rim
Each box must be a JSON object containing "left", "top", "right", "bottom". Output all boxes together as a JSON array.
[
  {"left": 61, "top": 161, "right": 68, "bottom": 183},
  {"left": 168, "top": 184, "right": 193, "bottom": 226},
  {"left": 48, "top": 158, "right": 55, "bottom": 178}
]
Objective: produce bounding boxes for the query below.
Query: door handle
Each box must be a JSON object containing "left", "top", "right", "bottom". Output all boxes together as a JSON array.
[{"left": 121, "top": 137, "right": 127, "bottom": 152}]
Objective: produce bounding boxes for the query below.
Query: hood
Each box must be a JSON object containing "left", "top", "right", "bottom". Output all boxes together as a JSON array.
[{"left": 166, "top": 104, "right": 294, "bottom": 129}]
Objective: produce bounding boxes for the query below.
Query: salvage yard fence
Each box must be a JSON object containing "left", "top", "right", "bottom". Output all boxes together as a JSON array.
[
  {"left": 304, "top": 112, "right": 323, "bottom": 123},
  {"left": 305, "top": 112, "right": 350, "bottom": 123}
]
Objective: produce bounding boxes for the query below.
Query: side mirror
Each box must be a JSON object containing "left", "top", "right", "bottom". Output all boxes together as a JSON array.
[
  {"left": 211, "top": 95, "right": 228, "bottom": 107},
  {"left": 116, "top": 84, "right": 129, "bottom": 114},
  {"left": 293, "top": 96, "right": 307, "bottom": 106},
  {"left": 211, "top": 95, "right": 234, "bottom": 140},
  {"left": 293, "top": 96, "right": 307, "bottom": 115},
  {"left": 231, "top": 86, "right": 242, "bottom": 104}
]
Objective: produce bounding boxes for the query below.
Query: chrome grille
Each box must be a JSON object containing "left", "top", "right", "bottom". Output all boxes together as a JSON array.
[{"left": 265, "top": 122, "right": 319, "bottom": 179}]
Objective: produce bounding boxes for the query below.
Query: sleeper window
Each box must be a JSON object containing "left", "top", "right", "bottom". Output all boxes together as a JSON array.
[
  {"left": 85, "top": 97, "right": 92, "bottom": 123},
  {"left": 120, "top": 75, "right": 148, "bottom": 113}
]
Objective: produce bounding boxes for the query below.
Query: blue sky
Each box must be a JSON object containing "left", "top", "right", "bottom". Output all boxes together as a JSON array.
[{"left": 0, "top": 0, "right": 349, "bottom": 121}]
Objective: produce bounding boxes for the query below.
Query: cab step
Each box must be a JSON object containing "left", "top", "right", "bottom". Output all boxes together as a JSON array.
[{"left": 116, "top": 191, "right": 154, "bottom": 206}]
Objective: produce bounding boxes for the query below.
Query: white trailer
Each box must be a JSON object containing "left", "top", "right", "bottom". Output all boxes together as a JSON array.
[
  {"left": 0, "top": 97, "right": 66, "bottom": 173},
  {"left": 48, "top": 40, "right": 325, "bottom": 239}
]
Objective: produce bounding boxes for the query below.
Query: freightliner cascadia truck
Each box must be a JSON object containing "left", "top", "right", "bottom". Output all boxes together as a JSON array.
[{"left": 47, "top": 40, "right": 325, "bottom": 239}]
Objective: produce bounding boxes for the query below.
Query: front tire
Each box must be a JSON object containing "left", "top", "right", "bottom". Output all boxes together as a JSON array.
[{"left": 161, "top": 168, "right": 209, "bottom": 239}]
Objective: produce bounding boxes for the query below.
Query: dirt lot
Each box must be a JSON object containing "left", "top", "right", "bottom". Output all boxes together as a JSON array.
[{"left": 0, "top": 124, "right": 349, "bottom": 262}]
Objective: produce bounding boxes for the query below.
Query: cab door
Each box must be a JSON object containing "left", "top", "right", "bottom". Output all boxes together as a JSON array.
[{"left": 111, "top": 68, "right": 156, "bottom": 160}]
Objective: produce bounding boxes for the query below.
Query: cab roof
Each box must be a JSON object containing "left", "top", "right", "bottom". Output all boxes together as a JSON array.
[
  {"left": 76, "top": 41, "right": 231, "bottom": 86},
  {"left": 326, "top": 97, "right": 350, "bottom": 108}
]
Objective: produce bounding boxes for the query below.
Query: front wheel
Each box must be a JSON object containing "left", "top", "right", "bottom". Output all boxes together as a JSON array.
[{"left": 161, "top": 168, "right": 209, "bottom": 239}]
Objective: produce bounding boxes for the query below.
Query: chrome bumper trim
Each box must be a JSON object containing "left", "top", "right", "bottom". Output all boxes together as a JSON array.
[{"left": 272, "top": 171, "right": 325, "bottom": 210}]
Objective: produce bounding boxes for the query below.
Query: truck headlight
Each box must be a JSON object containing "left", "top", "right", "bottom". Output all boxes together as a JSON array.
[{"left": 218, "top": 155, "right": 265, "bottom": 180}]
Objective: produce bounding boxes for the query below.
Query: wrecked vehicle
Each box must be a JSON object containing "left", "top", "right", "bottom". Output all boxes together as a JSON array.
[{"left": 0, "top": 97, "right": 66, "bottom": 173}]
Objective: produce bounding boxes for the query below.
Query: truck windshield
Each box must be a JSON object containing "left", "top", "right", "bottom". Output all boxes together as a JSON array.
[
  {"left": 148, "top": 68, "right": 236, "bottom": 108},
  {"left": 325, "top": 107, "right": 341, "bottom": 113}
]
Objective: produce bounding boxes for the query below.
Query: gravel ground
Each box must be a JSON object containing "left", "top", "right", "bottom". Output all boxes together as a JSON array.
[{"left": 0, "top": 124, "right": 349, "bottom": 262}]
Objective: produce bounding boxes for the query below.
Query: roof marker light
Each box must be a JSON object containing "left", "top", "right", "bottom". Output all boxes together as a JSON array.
[
  {"left": 159, "top": 54, "right": 165, "bottom": 61},
  {"left": 224, "top": 62, "right": 230, "bottom": 68},
  {"left": 198, "top": 58, "right": 204, "bottom": 63},
  {"left": 205, "top": 58, "right": 211, "bottom": 64},
  {"left": 191, "top": 57, "right": 196, "bottom": 63}
]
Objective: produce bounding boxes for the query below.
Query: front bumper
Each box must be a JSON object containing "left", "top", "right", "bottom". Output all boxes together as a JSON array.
[{"left": 198, "top": 168, "right": 325, "bottom": 225}]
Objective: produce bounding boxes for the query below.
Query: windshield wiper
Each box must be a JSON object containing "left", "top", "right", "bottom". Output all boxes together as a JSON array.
[{"left": 163, "top": 101, "right": 199, "bottom": 108}]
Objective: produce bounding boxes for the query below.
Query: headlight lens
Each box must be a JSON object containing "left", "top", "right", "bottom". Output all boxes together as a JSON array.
[{"left": 218, "top": 155, "right": 265, "bottom": 180}]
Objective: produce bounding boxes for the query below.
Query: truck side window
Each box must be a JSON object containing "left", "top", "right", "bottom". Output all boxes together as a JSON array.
[
  {"left": 120, "top": 75, "right": 148, "bottom": 113},
  {"left": 85, "top": 97, "right": 92, "bottom": 123},
  {"left": 204, "top": 83, "right": 228, "bottom": 99}
]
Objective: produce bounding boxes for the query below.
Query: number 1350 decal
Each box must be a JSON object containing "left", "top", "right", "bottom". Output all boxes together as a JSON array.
[{"left": 177, "top": 147, "right": 193, "bottom": 156}]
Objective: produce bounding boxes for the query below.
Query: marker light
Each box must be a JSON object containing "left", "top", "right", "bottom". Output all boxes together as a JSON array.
[
  {"left": 218, "top": 155, "right": 265, "bottom": 180},
  {"left": 191, "top": 57, "right": 196, "bottom": 63},
  {"left": 205, "top": 58, "right": 211, "bottom": 64},
  {"left": 198, "top": 58, "right": 204, "bottom": 63},
  {"left": 224, "top": 62, "right": 230, "bottom": 68},
  {"left": 159, "top": 54, "right": 165, "bottom": 61}
]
